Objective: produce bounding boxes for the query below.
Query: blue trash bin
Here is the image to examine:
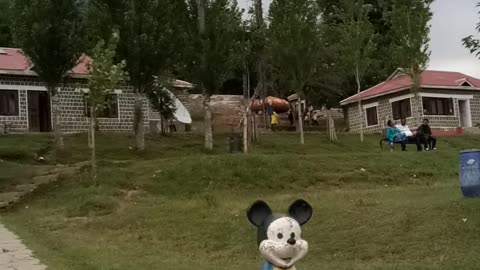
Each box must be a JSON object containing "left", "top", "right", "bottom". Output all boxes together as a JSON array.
[{"left": 459, "top": 150, "right": 480, "bottom": 198}]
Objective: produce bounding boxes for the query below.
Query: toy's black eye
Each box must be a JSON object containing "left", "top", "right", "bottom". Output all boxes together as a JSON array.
[
  {"left": 277, "top": 233, "right": 283, "bottom": 239},
  {"left": 291, "top": 233, "right": 296, "bottom": 238}
]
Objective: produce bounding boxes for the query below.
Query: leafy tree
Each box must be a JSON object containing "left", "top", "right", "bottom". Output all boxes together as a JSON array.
[
  {"left": 304, "top": 61, "right": 345, "bottom": 142},
  {"left": 86, "top": 35, "right": 128, "bottom": 183},
  {"left": 11, "top": 0, "right": 86, "bottom": 149},
  {"left": 463, "top": 3, "right": 480, "bottom": 58},
  {"left": 335, "top": 0, "right": 375, "bottom": 142},
  {"left": 87, "top": 0, "right": 190, "bottom": 151},
  {"left": 269, "top": 0, "right": 323, "bottom": 144},
  {"left": 388, "top": 0, "right": 433, "bottom": 121},
  {"left": 318, "top": 0, "right": 410, "bottom": 98},
  {"left": 187, "top": 0, "right": 245, "bottom": 150},
  {"left": 0, "top": 0, "right": 13, "bottom": 47},
  {"left": 147, "top": 77, "right": 177, "bottom": 135}
]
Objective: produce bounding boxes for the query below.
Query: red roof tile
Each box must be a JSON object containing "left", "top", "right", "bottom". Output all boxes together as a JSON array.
[
  {"left": 0, "top": 48, "right": 91, "bottom": 76},
  {"left": 340, "top": 70, "right": 480, "bottom": 105},
  {"left": 71, "top": 54, "right": 92, "bottom": 75},
  {"left": 0, "top": 48, "right": 193, "bottom": 88},
  {"left": 0, "top": 48, "right": 32, "bottom": 71}
]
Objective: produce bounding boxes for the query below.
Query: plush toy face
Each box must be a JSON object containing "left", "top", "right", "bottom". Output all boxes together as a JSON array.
[{"left": 247, "top": 200, "right": 313, "bottom": 269}]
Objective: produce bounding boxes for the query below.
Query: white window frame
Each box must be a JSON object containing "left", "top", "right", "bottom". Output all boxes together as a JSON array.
[
  {"left": 388, "top": 94, "right": 415, "bottom": 103},
  {"left": 390, "top": 97, "right": 413, "bottom": 120},
  {"left": 363, "top": 103, "right": 379, "bottom": 127},
  {"left": 419, "top": 93, "right": 473, "bottom": 100},
  {"left": 457, "top": 98, "right": 473, "bottom": 127},
  {"left": 420, "top": 96, "right": 456, "bottom": 117}
]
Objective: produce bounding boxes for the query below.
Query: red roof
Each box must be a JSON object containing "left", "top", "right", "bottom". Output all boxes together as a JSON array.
[
  {"left": 0, "top": 48, "right": 194, "bottom": 88},
  {"left": 0, "top": 48, "right": 32, "bottom": 71},
  {"left": 0, "top": 47, "right": 92, "bottom": 76},
  {"left": 70, "top": 54, "right": 92, "bottom": 75},
  {"left": 340, "top": 69, "right": 480, "bottom": 105}
]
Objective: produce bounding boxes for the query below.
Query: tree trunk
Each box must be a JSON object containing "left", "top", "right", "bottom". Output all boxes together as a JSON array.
[
  {"left": 159, "top": 112, "right": 165, "bottom": 135},
  {"left": 355, "top": 63, "right": 364, "bottom": 143},
  {"left": 415, "top": 95, "right": 422, "bottom": 123},
  {"left": 90, "top": 106, "right": 97, "bottom": 185},
  {"left": 327, "top": 109, "right": 338, "bottom": 143},
  {"left": 357, "top": 100, "right": 364, "bottom": 142},
  {"left": 88, "top": 119, "right": 93, "bottom": 149},
  {"left": 263, "top": 100, "right": 268, "bottom": 132},
  {"left": 243, "top": 107, "right": 248, "bottom": 154},
  {"left": 242, "top": 69, "right": 249, "bottom": 154},
  {"left": 50, "top": 92, "right": 64, "bottom": 150},
  {"left": 134, "top": 92, "right": 145, "bottom": 150},
  {"left": 252, "top": 111, "right": 257, "bottom": 142},
  {"left": 297, "top": 96, "right": 305, "bottom": 145},
  {"left": 204, "top": 95, "right": 213, "bottom": 150}
]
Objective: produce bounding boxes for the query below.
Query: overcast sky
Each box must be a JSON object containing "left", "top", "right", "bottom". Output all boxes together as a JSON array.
[{"left": 239, "top": 0, "right": 480, "bottom": 78}]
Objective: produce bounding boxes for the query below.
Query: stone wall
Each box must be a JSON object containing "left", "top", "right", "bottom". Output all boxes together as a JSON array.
[
  {"left": 175, "top": 94, "right": 244, "bottom": 133},
  {"left": 58, "top": 85, "right": 149, "bottom": 133},
  {"left": 0, "top": 75, "right": 149, "bottom": 133},
  {"left": 344, "top": 88, "right": 480, "bottom": 133},
  {"left": 471, "top": 93, "right": 480, "bottom": 126},
  {"left": 0, "top": 89, "right": 28, "bottom": 132}
]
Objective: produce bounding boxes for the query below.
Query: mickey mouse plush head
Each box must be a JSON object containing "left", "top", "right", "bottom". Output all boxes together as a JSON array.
[{"left": 247, "top": 199, "right": 313, "bottom": 270}]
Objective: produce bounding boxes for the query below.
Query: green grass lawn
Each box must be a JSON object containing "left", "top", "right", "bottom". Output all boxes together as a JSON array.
[{"left": 1, "top": 133, "right": 480, "bottom": 270}]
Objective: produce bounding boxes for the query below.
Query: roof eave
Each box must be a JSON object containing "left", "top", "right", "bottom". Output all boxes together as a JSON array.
[
  {"left": 340, "top": 86, "right": 412, "bottom": 106},
  {"left": 340, "top": 85, "right": 480, "bottom": 106},
  {"left": 0, "top": 69, "right": 89, "bottom": 79},
  {"left": 422, "top": 85, "right": 480, "bottom": 91},
  {"left": 0, "top": 70, "right": 195, "bottom": 89}
]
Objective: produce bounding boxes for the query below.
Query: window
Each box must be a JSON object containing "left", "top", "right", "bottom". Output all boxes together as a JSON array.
[
  {"left": 366, "top": 107, "right": 378, "bottom": 126},
  {"left": 391, "top": 98, "right": 411, "bottom": 120},
  {"left": 84, "top": 94, "right": 119, "bottom": 118},
  {"left": 422, "top": 97, "right": 454, "bottom": 116},
  {"left": 0, "top": 90, "right": 19, "bottom": 116}
]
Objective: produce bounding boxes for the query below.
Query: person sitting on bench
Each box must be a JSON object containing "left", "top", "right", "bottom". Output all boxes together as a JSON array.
[
  {"left": 386, "top": 120, "right": 407, "bottom": 151},
  {"left": 396, "top": 118, "right": 421, "bottom": 151},
  {"left": 416, "top": 118, "right": 437, "bottom": 151}
]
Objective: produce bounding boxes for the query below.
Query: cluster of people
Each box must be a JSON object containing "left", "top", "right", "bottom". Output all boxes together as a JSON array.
[
  {"left": 286, "top": 109, "right": 319, "bottom": 127},
  {"left": 386, "top": 118, "right": 437, "bottom": 152},
  {"left": 303, "top": 110, "right": 319, "bottom": 126}
]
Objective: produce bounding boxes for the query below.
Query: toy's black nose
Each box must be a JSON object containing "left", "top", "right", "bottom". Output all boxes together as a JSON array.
[{"left": 287, "top": 238, "right": 296, "bottom": 245}]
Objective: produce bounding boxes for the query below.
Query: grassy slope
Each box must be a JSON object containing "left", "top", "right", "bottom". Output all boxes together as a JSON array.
[{"left": 1, "top": 133, "right": 480, "bottom": 270}]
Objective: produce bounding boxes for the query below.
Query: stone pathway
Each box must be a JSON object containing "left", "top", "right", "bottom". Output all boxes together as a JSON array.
[{"left": 0, "top": 224, "right": 46, "bottom": 270}]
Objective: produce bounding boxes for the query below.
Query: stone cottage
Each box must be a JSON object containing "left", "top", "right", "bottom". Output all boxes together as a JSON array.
[
  {"left": 340, "top": 69, "right": 480, "bottom": 134},
  {"left": 0, "top": 47, "right": 191, "bottom": 133}
]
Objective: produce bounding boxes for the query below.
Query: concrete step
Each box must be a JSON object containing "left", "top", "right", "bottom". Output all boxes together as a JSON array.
[{"left": 464, "top": 127, "right": 480, "bottom": 135}]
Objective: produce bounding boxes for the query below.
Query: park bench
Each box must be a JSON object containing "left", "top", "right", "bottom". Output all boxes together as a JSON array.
[
  {"left": 379, "top": 137, "right": 417, "bottom": 150},
  {"left": 379, "top": 127, "right": 463, "bottom": 150},
  {"left": 379, "top": 127, "right": 418, "bottom": 150}
]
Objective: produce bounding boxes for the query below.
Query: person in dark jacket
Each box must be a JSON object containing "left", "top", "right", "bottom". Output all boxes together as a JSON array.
[
  {"left": 416, "top": 119, "right": 437, "bottom": 151},
  {"left": 288, "top": 110, "right": 294, "bottom": 126}
]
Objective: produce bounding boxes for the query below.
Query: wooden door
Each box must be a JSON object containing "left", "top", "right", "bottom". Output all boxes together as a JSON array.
[{"left": 28, "top": 91, "right": 51, "bottom": 132}]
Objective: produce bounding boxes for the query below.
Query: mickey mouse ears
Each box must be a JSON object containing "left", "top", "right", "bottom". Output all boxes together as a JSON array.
[
  {"left": 247, "top": 199, "right": 313, "bottom": 227},
  {"left": 247, "top": 200, "right": 272, "bottom": 227},
  {"left": 288, "top": 199, "right": 313, "bottom": 225}
]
